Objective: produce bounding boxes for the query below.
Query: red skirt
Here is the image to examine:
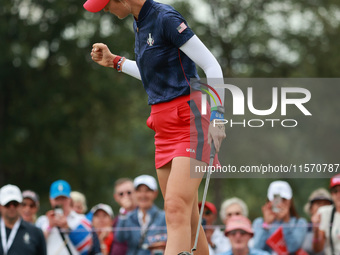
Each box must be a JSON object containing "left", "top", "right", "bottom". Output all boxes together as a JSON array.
[{"left": 147, "top": 91, "right": 219, "bottom": 169}]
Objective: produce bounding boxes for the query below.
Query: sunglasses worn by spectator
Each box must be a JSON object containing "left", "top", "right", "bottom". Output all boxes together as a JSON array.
[
  {"left": 119, "top": 191, "right": 132, "bottom": 197},
  {"left": 4, "top": 201, "right": 20, "bottom": 208},
  {"left": 228, "top": 229, "right": 248, "bottom": 236},
  {"left": 204, "top": 210, "right": 213, "bottom": 216},
  {"left": 331, "top": 187, "right": 340, "bottom": 194}
]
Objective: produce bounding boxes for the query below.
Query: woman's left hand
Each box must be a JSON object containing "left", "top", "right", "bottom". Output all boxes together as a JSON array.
[{"left": 208, "top": 121, "right": 226, "bottom": 152}]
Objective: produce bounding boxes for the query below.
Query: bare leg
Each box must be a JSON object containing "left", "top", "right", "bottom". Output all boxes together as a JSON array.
[{"left": 156, "top": 157, "right": 208, "bottom": 255}]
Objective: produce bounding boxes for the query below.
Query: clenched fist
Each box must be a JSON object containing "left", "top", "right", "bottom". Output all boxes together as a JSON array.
[{"left": 91, "top": 43, "right": 115, "bottom": 68}]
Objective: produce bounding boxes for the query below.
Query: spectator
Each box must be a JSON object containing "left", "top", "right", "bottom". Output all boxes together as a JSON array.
[
  {"left": 115, "top": 175, "right": 167, "bottom": 255},
  {"left": 199, "top": 201, "right": 227, "bottom": 255},
  {"left": 110, "top": 177, "right": 137, "bottom": 255},
  {"left": 313, "top": 173, "right": 340, "bottom": 255},
  {"left": 0, "top": 184, "right": 46, "bottom": 255},
  {"left": 220, "top": 197, "right": 249, "bottom": 225},
  {"left": 252, "top": 180, "right": 308, "bottom": 254},
  {"left": 113, "top": 178, "right": 137, "bottom": 215},
  {"left": 21, "top": 190, "right": 40, "bottom": 224},
  {"left": 70, "top": 191, "right": 102, "bottom": 255},
  {"left": 91, "top": 203, "right": 114, "bottom": 255},
  {"left": 302, "top": 188, "right": 333, "bottom": 255},
  {"left": 37, "top": 180, "right": 94, "bottom": 255},
  {"left": 216, "top": 197, "right": 250, "bottom": 253},
  {"left": 218, "top": 215, "right": 269, "bottom": 255},
  {"left": 71, "top": 191, "right": 88, "bottom": 215}
]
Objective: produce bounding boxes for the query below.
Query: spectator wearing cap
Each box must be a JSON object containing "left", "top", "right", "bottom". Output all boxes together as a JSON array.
[
  {"left": 21, "top": 190, "right": 40, "bottom": 224},
  {"left": 37, "top": 180, "right": 95, "bottom": 255},
  {"left": 115, "top": 175, "right": 167, "bottom": 255},
  {"left": 302, "top": 188, "right": 333, "bottom": 255},
  {"left": 218, "top": 215, "right": 269, "bottom": 255},
  {"left": 252, "top": 180, "right": 308, "bottom": 254},
  {"left": 313, "top": 173, "right": 340, "bottom": 255},
  {"left": 70, "top": 191, "right": 88, "bottom": 215},
  {"left": 199, "top": 201, "right": 227, "bottom": 255},
  {"left": 91, "top": 203, "right": 114, "bottom": 255},
  {"left": 0, "top": 184, "right": 46, "bottom": 255}
]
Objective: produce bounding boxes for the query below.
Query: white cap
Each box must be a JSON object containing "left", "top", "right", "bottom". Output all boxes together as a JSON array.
[
  {"left": 267, "top": 181, "right": 292, "bottom": 201},
  {"left": 0, "top": 184, "right": 23, "bottom": 206},
  {"left": 134, "top": 175, "right": 158, "bottom": 191},
  {"left": 91, "top": 203, "right": 114, "bottom": 218}
]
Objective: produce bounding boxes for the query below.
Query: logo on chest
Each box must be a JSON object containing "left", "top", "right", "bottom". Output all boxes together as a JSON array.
[
  {"left": 147, "top": 33, "right": 154, "bottom": 46},
  {"left": 23, "top": 232, "right": 30, "bottom": 244}
]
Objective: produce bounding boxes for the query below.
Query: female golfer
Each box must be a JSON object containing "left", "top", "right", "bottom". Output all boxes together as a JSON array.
[{"left": 83, "top": 0, "right": 226, "bottom": 254}]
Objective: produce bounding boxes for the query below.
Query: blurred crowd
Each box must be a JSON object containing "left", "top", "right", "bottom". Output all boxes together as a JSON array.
[{"left": 0, "top": 173, "right": 339, "bottom": 255}]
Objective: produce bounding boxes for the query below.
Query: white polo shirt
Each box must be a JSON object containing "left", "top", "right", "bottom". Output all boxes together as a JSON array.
[
  {"left": 318, "top": 205, "right": 340, "bottom": 255},
  {"left": 37, "top": 211, "right": 91, "bottom": 255}
]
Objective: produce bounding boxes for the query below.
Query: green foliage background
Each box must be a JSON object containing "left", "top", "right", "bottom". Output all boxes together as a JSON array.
[{"left": 1, "top": 0, "right": 339, "bottom": 221}]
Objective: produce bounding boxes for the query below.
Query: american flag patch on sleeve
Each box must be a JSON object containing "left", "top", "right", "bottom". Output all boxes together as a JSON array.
[{"left": 177, "top": 22, "right": 187, "bottom": 33}]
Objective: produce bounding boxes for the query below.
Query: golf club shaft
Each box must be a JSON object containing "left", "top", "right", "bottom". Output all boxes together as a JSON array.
[{"left": 191, "top": 140, "right": 216, "bottom": 253}]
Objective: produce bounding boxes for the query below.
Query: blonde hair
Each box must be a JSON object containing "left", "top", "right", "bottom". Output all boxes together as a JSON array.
[
  {"left": 219, "top": 197, "right": 249, "bottom": 222},
  {"left": 70, "top": 191, "right": 88, "bottom": 213}
]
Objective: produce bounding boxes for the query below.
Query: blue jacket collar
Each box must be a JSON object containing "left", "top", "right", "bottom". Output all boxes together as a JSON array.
[{"left": 137, "top": 0, "right": 153, "bottom": 23}]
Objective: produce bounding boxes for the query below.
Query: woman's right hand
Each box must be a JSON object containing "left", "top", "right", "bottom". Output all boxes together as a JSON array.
[
  {"left": 262, "top": 201, "right": 276, "bottom": 224},
  {"left": 46, "top": 210, "right": 56, "bottom": 228},
  {"left": 311, "top": 212, "right": 321, "bottom": 229},
  {"left": 120, "top": 196, "right": 133, "bottom": 210},
  {"left": 91, "top": 43, "right": 115, "bottom": 68}
]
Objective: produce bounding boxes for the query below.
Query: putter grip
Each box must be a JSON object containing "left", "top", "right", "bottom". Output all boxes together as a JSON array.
[{"left": 210, "top": 140, "right": 216, "bottom": 159}]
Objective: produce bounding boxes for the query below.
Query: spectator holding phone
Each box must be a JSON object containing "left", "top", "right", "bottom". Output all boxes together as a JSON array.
[
  {"left": 37, "top": 180, "right": 94, "bottom": 255},
  {"left": 252, "top": 180, "right": 308, "bottom": 254}
]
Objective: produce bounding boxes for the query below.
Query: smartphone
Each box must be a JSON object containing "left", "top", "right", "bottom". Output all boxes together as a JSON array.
[
  {"left": 272, "top": 194, "right": 282, "bottom": 213},
  {"left": 54, "top": 205, "right": 64, "bottom": 217}
]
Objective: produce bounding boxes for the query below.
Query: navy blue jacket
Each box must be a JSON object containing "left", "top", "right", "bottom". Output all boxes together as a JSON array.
[{"left": 0, "top": 219, "right": 46, "bottom": 255}]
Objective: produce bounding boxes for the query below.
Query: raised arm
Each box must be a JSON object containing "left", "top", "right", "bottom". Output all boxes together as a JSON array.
[{"left": 91, "top": 43, "right": 141, "bottom": 80}]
